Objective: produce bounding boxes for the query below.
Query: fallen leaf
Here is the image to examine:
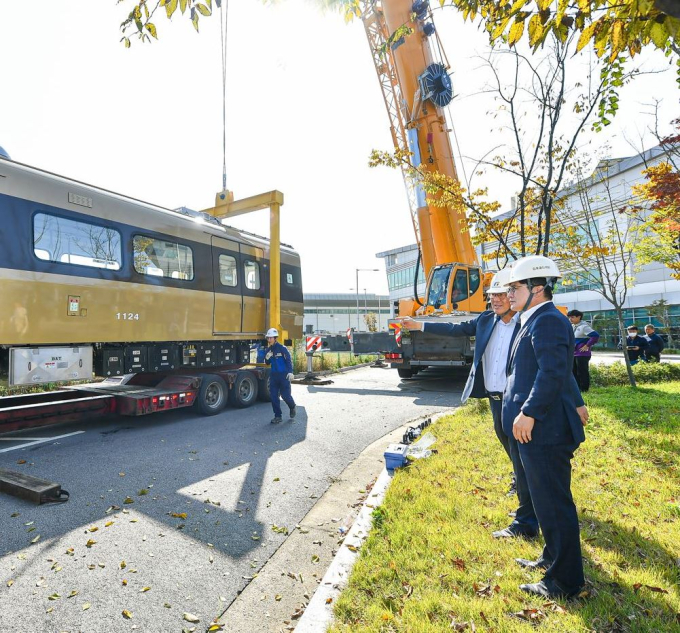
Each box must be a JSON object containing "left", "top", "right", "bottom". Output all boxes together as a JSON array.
[
  {"left": 275, "top": 594, "right": 282, "bottom": 602},
  {"left": 171, "top": 512, "right": 188, "bottom": 519},
  {"left": 105, "top": 521, "right": 114, "bottom": 527},
  {"left": 17, "top": 459, "right": 26, "bottom": 464},
  {"left": 30, "top": 535, "right": 41, "bottom": 544},
  {"left": 141, "top": 587, "right": 151, "bottom": 592},
  {"left": 48, "top": 593, "right": 61, "bottom": 601},
  {"left": 123, "top": 497, "right": 134, "bottom": 504},
  {"left": 6, "top": 580, "right": 14, "bottom": 587},
  {"left": 122, "top": 579, "right": 128, "bottom": 586},
  {"left": 67, "top": 590, "right": 78, "bottom": 598},
  {"left": 10, "top": 512, "right": 19, "bottom": 518},
  {"left": 311, "top": 555, "right": 320, "bottom": 563},
  {"left": 120, "top": 561, "right": 127, "bottom": 569},
  {"left": 207, "top": 625, "right": 224, "bottom": 632},
  {"left": 82, "top": 603, "right": 91, "bottom": 611},
  {"left": 85, "top": 539, "right": 96, "bottom": 548},
  {"left": 119, "top": 472, "right": 125, "bottom": 476},
  {"left": 122, "top": 609, "right": 133, "bottom": 619},
  {"left": 325, "top": 597, "right": 333, "bottom": 604},
  {"left": 163, "top": 603, "right": 171, "bottom": 608},
  {"left": 183, "top": 612, "right": 200, "bottom": 623},
  {"left": 138, "top": 489, "right": 149, "bottom": 496}
]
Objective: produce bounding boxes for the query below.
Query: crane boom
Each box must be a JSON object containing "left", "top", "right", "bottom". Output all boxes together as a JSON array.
[{"left": 360, "top": 0, "right": 485, "bottom": 314}]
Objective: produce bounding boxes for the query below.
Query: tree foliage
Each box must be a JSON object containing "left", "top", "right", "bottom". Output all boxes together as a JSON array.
[
  {"left": 444, "top": 0, "right": 679, "bottom": 67},
  {"left": 118, "top": 0, "right": 217, "bottom": 46},
  {"left": 631, "top": 122, "right": 680, "bottom": 279}
]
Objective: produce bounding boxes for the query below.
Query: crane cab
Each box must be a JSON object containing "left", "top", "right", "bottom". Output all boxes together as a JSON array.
[{"left": 422, "top": 263, "right": 485, "bottom": 314}]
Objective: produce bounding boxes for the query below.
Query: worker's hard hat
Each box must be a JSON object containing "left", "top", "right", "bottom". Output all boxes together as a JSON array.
[
  {"left": 508, "top": 255, "right": 561, "bottom": 284},
  {"left": 266, "top": 328, "right": 279, "bottom": 338},
  {"left": 487, "top": 267, "right": 513, "bottom": 294}
]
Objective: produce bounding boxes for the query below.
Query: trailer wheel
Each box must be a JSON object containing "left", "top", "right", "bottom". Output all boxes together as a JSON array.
[
  {"left": 397, "top": 368, "right": 414, "bottom": 379},
  {"left": 196, "top": 374, "right": 228, "bottom": 416},
  {"left": 229, "top": 371, "right": 259, "bottom": 408},
  {"left": 257, "top": 371, "right": 271, "bottom": 402}
]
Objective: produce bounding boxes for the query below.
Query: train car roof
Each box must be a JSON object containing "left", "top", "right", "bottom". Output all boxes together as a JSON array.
[{"left": 0, "top": 156, "right": 298, "bottom": 254}]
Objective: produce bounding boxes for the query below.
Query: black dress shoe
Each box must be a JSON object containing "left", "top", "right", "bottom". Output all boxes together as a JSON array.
[
  {"left": 492, "top": 525, "right": 539, "bottom": 539},
  {"left": 515, "top": 557, "right": 551, "bottom": 570},
  {"left": 520, "top": 580, "right": 582, "bottom": 599}
]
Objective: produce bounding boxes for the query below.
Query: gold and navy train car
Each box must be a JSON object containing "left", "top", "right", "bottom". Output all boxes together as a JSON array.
[{"left": 0, "top": 157, "right": 303, "bottom": 386}]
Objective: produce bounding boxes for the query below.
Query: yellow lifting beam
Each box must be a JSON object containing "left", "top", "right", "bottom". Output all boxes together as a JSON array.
[{"left": 202, "top": 190, "right": 287, "bottom": 341}]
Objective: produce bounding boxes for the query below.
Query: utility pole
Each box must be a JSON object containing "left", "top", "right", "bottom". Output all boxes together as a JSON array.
[{"left": 355, "top": 269, "right": 379, "bottom": 331}]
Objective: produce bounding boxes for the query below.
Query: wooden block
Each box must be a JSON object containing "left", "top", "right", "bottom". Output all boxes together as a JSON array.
[{"left": 0, "top": 468, "right": 64, "bottom": 504}]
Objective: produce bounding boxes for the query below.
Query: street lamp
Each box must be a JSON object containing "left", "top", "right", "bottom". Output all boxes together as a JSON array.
[{"left": 355, "top": 269, "right": 379, "bottom": 331}]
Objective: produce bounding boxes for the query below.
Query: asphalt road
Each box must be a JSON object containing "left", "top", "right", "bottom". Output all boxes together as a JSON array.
[{"left": 0, "top": 366, "right": 465, "bottom": 633}]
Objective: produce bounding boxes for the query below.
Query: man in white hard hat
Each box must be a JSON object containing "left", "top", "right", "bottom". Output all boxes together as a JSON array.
[
  {"left": 401, "top": 267, "right": 520, "bottom": 496},
  {"left": 502, "top": 255, "right": 587, "bottom": 599},
  {"left": 264, "top": 328, "right": 296, "bottom": 424}
]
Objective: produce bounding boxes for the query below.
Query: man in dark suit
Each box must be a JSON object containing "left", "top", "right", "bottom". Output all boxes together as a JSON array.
[
  {"left": 503, "top": 255, "right": 587, "bottom": 600},
  {"left": 402, "top": 268, "right": 520, "bottom": 494}
]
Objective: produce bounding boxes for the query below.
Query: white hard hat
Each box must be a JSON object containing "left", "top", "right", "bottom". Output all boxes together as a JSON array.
[
  {"left": 508, "top": 255, "right": 561, "bottom": 284},
  {"left": 266, "top": 328, "right": 279, "bottom": 338},
  {"left": 487, "top": 267, "right": 513, "bottom": 294}
]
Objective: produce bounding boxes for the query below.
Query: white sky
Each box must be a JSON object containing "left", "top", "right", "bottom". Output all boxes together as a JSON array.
[{"left": 0, "top": 1, "right": 677, "bottom": 294}]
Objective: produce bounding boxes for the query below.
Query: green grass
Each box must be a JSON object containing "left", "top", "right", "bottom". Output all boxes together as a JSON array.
[
  {"left": 330, "top": 383, "right": 680, "bottom": 632},
  {"left": 591, "top": 361, "right": 680, "bottom": 386}
]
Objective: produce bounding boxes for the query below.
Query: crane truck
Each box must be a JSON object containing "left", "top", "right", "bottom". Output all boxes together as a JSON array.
[{"left": 350, "top": 0, "right": 488, "bottom": 378}]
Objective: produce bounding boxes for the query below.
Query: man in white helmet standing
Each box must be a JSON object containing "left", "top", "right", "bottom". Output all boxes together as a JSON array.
[
  {"left": 502, "top": 255, "right": 587, "bottom": 599},
  {"left": 401, "top": 267, "right": 520, "bottom": 496},
  {"left": 264, "top": 328, "right": 296, "bottom": 424}
]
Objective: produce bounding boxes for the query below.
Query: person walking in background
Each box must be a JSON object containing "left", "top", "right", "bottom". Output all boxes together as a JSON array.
[
  {"left": 503, "top": 255, "right": 587, "bottom": 600},
  {"left": 567, "top": 310, "right": 599, "bottom": 392},
  {"left": 402, "top": 268, "right": 519, "bottom": 496},
  {"left": 263, "top": 328, "right": 296, "bottom": 424},
  {"left": 625, "top": 325, "right": 649, "bottom": 365},
  {"left": 643, "top": 324, "right": 665, "bottom": 362}
]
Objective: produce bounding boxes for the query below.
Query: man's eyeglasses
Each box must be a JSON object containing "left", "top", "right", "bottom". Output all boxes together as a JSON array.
[{"left": 506, "top": 284, "right": 526, "bottom": 294}]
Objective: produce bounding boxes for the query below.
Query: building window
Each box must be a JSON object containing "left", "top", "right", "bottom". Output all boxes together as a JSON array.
[
  {"left": 33, "top": 213, "right": 122, "bottom": 270},
  {"left": 244, "top": 260, "right": 261, "bottom": 290},
  {"left": 218, "top": 254, "right": 238, "bottom": 287},
  {"left": 133, "top": 235, "right": 194, "bottom": 280}
]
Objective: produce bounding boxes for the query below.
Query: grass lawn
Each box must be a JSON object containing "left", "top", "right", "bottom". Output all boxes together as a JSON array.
[{"left": 330, "top": 382, "right": 680, "bottom": 632}]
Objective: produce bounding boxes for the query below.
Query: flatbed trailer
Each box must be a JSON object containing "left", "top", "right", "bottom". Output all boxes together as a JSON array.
[{"left": 0, "top": 366, "right": 270, "bottom": 434}]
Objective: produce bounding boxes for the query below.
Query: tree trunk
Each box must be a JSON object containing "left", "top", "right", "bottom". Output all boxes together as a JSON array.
[{"left": 615, "top": 306, "right": 636, "bottom": 388}]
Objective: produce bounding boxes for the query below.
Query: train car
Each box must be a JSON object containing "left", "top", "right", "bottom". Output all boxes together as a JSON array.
[{"left": 0, "top": 156, "right": 303, "bottom": 387}]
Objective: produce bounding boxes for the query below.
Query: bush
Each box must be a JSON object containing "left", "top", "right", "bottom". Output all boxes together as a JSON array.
[{"left": 591, "top": 361, "right": 680, "bottom": 386}]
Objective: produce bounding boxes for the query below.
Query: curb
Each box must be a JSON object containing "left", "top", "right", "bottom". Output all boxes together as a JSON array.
[{"left": 294, "top": 410, "right": 451, "bottom": 632}]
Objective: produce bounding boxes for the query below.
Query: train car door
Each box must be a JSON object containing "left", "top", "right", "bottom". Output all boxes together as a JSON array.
[
  {"left": 240, "top": 243, "right": 266, "bottom": 337},
  {"left": 211, "top": 236, "right": 243, "bottom": 333}
]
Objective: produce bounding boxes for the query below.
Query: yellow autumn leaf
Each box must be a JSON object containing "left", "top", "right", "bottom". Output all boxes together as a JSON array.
[
  {"left": 120, "top": 561, "right": 127, "bottom": 569},
  {"left": 82, "top": 603, "right": 91, "bottom": 611},
  {"left": 105, "top": 521, "right": 114, "bottom": 528},
  {"left": 141, "top": 586, "right": 151, "bottom": 592},
  {"left": 145, "top": 23, "right": 158, "bottom": 39},
  {"left": 536, "top": 0, "right": 551, "bottom": 10},
  {"left": 123, "top": 497, "right": 134, "bottom": 504},
  {"left": 86, "top": 539, "right": 96, "bottom": 548},
  {"left": 122, "top": 609, "right": 133, "bottom": 619},
  {"left": 196, "top": 3, "right": 211, "bottom": 16},
  {"left": 576, "top": 21, "right": 598, "bottom": 53},
  {"left": 122, "top": 579, "right": 128, "bottom": 586},
  {"left": 6, "top": 580, "right": 14, "bottom": 587},
  {"left": 183, "top": 612, "right": 200, "bottom": 623},
  {"left": 165, "top": 0, "right": 178, "bottom": 18},
  {"left": 649, "top": 22, "right": 668, "bottom": 50},
  {"left": 610, "top": 19, "right": 624, "bottom": 59},
  {"left": 508, "top": 19, "right": 525, "bottom": 47},
  {"left": 67, "top": 590, "right": 78, "bottom": 598},
  {"left": 171, "top": 512, "right": 187, "bottom": 519},
  {"left": 527, "top": 13, "right": 543, "bottom": 47},
  {"left": 30, "top": 534, "right": 41, "bottom": 544},
  {"left": 88, "top": 526, "right": 99, "bottom": 532},
  {"left": 208, "top": 625, "right": 224, "bottom": 632}
]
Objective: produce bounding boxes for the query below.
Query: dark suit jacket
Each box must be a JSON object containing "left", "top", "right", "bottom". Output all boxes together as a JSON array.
[
  {"left": 424, "top": 311, "right": 502, "bottom": 402},
  {"left": 503, "top": 302, "right": 586, "bottom": 446}
]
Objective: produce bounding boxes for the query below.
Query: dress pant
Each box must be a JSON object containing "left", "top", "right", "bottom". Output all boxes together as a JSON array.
[
  {"left": 572, "top": 356, "right": 591, "bottom": 392},
  {"left": 518, "top": 440, "right": 585, "bottom": 593},
  {"left": 488, "top": 395, "right": 511, "bottom": 460},
  {"left": 507, "top": 435, "right": 539, "bottom": 532}
]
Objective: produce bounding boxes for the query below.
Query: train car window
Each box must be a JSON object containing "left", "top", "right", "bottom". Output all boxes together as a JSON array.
[
  {"left": 244, "top": 260, "right": 260, "bottom": 290},
  {"left": 218, "top": 255, "right": 238, "bottom": 287},
  {"left": 33, "top": 213, "right": 122, "bottom": 270},
  {"left": 133, "top": 235, "right": 194, "bottom": 280}
]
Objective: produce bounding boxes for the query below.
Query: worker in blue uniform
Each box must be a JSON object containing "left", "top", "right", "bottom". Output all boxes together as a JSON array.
[
  {"left": 264, "top": 328, "right": 296, "bottom": 424},
  {"left": 504, "top": 255, "right": 587, "bottom": 600}
]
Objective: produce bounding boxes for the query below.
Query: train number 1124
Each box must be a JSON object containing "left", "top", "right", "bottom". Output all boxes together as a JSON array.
[{"left": 116, "top": 313, "right": 140, "bottom": 321}]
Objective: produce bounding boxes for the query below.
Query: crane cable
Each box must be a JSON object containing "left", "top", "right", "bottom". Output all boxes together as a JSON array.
[{"left": 219, "top": 0, "right": 230, "bottom": 193}]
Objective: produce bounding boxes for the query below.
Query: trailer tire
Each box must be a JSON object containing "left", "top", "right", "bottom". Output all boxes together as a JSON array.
[
  {"left": 196, "top": 374, "right": 228, "bottom": 416},
  {"left": 229, "top": 371, "right": 259, "bottom": 408},
  {"left": 257, "top": 372, "right": 271, "bottom": 402},
  {"left": 397, "top": 368, "right": 414, "bottom": 379}
]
